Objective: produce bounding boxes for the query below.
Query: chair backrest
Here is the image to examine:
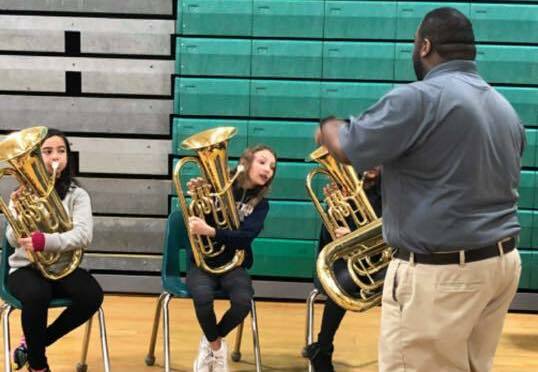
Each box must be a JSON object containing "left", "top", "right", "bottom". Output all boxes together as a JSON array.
[
  {"left": 161, "top": 210, "right": 191, "bottom": 293},
  {"left": 0, "top": 233, "right": 17, "bottom": 304}
]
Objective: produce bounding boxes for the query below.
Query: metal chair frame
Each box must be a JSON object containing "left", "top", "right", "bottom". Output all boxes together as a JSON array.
[
  {"left": 145, "top": 211, "right": 262, "bottom": 372},
  {"left": 0, "top": 237, "right": 111, "bottom": 372}
]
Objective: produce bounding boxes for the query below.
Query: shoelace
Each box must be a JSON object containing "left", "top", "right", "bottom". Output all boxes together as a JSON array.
[
  {"left": 200, "top": 351, "right": 213, "bottom": 367},
  {"left": 212, "top": 353, "right": 226, "bottom": 367}
]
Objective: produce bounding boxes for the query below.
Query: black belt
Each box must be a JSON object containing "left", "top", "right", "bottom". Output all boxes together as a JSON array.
[{"left": 394, "top": 237, "right": 516, "bottom": 265}]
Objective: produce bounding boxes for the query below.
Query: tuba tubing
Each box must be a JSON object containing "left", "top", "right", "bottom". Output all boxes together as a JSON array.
[
  {"left": 173, "top": 127, "right": 246, "bottom": 275},
  {"left": 306, "top": 146, "right": 393, "bottom": 311},
  {"left": 0, "top": 126, "right": 81, "bottom": 280}
]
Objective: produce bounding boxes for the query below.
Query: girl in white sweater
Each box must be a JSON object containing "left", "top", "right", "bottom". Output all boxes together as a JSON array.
[{"left": 6, "top": 129, "right": 103, "bottom": 372}]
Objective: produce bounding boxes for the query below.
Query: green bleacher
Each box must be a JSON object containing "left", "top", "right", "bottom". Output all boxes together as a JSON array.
[{"left": 173, "top": 0, "right": 538, "bottom": 290}]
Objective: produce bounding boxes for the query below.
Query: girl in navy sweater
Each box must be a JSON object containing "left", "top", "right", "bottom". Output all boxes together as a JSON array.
[{"left": 186, "top": 145, "right": 277, "bottom": 372}]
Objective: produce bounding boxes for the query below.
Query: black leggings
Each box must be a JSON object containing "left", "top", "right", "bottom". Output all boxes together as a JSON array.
[
  {"left": 186, "top": 266, "right": 253, "bottom": 342},
  {"left": 317, "top": 259, "right": 358, "bottom": 348},
  {"left": 8, "top": 266, "right": 103, "bottom": 370}
]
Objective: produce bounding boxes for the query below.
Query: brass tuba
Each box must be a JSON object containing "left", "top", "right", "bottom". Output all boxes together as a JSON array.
[
  {"left": 173, "top": 127, "right": 245, "bottom": 274},
  {"left": 306, "top": 146, "right": 392, "bottom": 311},
  {"left": 0, "top": 126, "right": 81, "bottom": 280}
]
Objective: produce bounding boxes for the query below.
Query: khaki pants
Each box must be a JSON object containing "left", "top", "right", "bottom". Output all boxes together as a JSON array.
[{"left": 379, "top": 249, "right": 521, "bottom": 372}]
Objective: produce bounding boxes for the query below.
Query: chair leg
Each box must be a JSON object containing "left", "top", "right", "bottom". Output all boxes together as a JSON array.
[
  {"left": 250, "top": 299, "right": 262, "bottom": 372},
  {"left": 231, "top": 321, "right": 244, "bottom": 362},
  {"left": 75, "top": 315, "right": 93, "bottom": 372},
  {"left": 1, "top": 304, "right": 13, "bottom": 372},
  {"left": 145, "top": 292, "right": 167, "bottom": 366},
  {"left": 97, "top": 308, "right": 111, "bottom": 372},
  {"left": 162, "top": 293, "right": 172, "bottom": 372},
  {"left": 304, "top": 288, "right": 320, "bottom": 372}
]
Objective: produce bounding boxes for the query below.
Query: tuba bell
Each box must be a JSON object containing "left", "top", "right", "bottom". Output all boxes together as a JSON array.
[
  {"left": 0, "top": 126, "right": 81, "bottom": 280},
  {"left": 306, "top": 146, "right": 393, "bottom": 311},
  {"left": 173, "top": 127, "right": 245, "bottom": 274}
]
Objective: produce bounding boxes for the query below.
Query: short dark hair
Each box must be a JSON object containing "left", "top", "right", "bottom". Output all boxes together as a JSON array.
[{"left": 418, "top": 7, "right": 476, "bottom": 61}]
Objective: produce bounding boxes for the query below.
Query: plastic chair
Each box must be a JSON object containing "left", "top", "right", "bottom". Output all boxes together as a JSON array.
[
  {"left": 145, "top": 210, "right": 262, "bottom": 372},
  {"left": 0, "top": 236, "right": 111, "bottom": 372}
]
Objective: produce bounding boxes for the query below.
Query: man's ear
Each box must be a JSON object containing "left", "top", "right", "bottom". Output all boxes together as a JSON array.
[{"left": 421, "top": 38, "right": 432, "bottom": 58}]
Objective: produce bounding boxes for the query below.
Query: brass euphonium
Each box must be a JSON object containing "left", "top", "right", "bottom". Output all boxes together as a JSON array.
[
  {"left": 173, "top": 127, "right": 245, "bottom": 274},
  {"left": 306, "top": 146, "right": 393, "bottom": 311},
  {"left": 0, "top": 126, "right": 81, "bottom": 280}
]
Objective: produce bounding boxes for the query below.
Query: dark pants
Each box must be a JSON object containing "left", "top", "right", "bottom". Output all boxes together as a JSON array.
[
  {"left": 317, "top": 259, "right": 358, "bottom": 348},
  {"left": 186, "top": 266, "right": 253, "bottom": 342},
  {"left": 8, "top": 266, "right": 104, "bottom": 370}
]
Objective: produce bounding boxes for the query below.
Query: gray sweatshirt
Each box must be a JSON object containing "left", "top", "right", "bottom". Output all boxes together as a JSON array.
[{"left": 6, "top": 184, "right": 93, "bottom": 274}]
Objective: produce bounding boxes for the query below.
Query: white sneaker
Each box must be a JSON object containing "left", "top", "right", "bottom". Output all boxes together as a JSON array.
[
  {"left": 193, "top": 336, "right": 213, "bottom": 372},
  {"left": 211, "top": 339, "right": 229, "bottom": 372}
]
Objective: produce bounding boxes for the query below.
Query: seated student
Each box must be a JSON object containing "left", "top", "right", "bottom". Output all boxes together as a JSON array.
[
  {"left": 185, "top": 145, "right": 277, "bottom": 372},
  {"left": 6, "top": 129, "right": 103, "bottom": 372},
  {"left": 305, "top": 167, "right": 382, "bottom": 372}
]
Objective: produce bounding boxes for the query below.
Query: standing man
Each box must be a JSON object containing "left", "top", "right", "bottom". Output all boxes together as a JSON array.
[{"left": 316, "top": 7, "right": 524, "bottom": 372}]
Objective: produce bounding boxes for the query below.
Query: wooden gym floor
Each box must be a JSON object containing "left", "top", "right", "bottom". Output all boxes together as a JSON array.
[{"left": 1, "top": 295, "right": 537, "bottom": 371}]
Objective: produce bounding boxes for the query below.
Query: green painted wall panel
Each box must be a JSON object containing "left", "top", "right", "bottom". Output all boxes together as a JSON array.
[
  {"left": 250, "top": 238, "right": 316, "bottom": 278},
  {"left": 496, "top": 88, "right": 538, "bottom": 127},
  {"left": 523, "top": 130, "right": 537, "bottom": 168},
  {"left": 252, "top": 0, "right": 324, "bottom": 38},
  {"left": 518, "top": 210, "right": 534, "bottom": 249},
  {"left": 175, "top": 78, "right": 250, "bottom": 117},
  {"left": 252, "top": 40, "right": 322, "bottom": 79},
  {"left": 178, "top": 0, "right": 253, "bottom": 36},
  {"left": 321, "top": 82, "right": 393, "bottom": 118},
  {"left": 248, "top": 120, "right": 318, "bottom": 160},
  {"left": 261, "top": 201, "right": 322, "bottom": 240},
  {"left": 519, "top": 171, "right": 536, "bottom": 210},
  {"left": 250, "top": 80, "right": 320, "bottom": 118},
  {"left": 477, "top": 46, "right": 538, "bottom": 85},
  {"left": 323, "top": 42, "right": 395, "bottom": 80},
  {"left": 533, "top": 211, "right": 538, "bottom": 249},
  {"left": 396, "top": 2, "right": 470, "bottom": 40},
  {"left": 176, "top": 38, "right": 251, "bottom": 76},
  {"left": 394, "top": 42, "right": 414, "bottom": 81},
  {"left": 271, "top": 162, "right": 324, "bottom": 200},
  {"left": 471, "top": 5, "right": 538, "bottom": 44},
  {"left": 324, "top": 1, "right": 397, "bottom": 39},
  {"left": 172, "top": 119, "right": 248, "bottom": 157}
]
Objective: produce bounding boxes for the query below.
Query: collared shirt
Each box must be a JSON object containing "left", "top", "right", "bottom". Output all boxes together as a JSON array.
[{"left": 339, "top": 60, "right": 525, "bottom": 254}]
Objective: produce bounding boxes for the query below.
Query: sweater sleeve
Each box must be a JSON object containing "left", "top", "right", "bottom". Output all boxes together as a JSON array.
[
  {"left": 43, "top": 187, "right": 93, "bottom": 252},
  {"left": 213, "top": 199, "right": 269, "bottom": 249}
]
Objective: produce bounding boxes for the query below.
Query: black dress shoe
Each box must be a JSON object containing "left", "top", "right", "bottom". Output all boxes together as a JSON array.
[
  {"left": 305, "top": 342, "right": 335, "bottom": 372},
  {"left": 12, "top": 342, "right": 28, "bottom": 370}
]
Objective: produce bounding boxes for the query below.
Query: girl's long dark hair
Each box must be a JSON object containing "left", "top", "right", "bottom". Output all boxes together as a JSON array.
[
  {"left": 233, "top": 144, "right": 277, "bottom": 208},
  {"left": 42, "top": 128, "right": 77, "bottom": 200}
]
